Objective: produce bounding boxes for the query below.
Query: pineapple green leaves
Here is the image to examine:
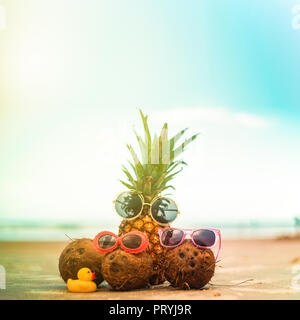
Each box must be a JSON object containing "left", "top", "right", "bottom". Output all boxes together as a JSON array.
[{"left": 120, "top": 110, "right": 199, "bottom": 199}]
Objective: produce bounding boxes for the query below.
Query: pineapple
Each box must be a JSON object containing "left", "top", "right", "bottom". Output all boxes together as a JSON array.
[{"left": 118, "top": 110, "right": 198, "bottom": 284}]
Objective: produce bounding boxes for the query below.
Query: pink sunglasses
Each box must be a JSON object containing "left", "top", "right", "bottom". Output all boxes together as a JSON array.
[{"left": 158, "top": 228, "right": 221, "bottom": 260}]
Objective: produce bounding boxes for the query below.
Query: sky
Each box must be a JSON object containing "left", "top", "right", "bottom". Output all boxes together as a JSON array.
[{"left": 0, "top": 0, "right": 300, "bottom": 227}]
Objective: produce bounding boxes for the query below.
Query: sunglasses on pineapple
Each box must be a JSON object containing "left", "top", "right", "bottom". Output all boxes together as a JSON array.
[
  {"left": 113, "top": 190, "right": 179, "bottom": 226},
  {"left": 158, "top": 228, "right": 221, "bottom": 260},
  {"left": 93, "top": 231, "right": 149, "bottom": 254}
]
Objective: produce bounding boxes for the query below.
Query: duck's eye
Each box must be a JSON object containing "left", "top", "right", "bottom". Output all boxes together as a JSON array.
[{"left": 87, "top": 271, "right": 90, "bottom": 273}]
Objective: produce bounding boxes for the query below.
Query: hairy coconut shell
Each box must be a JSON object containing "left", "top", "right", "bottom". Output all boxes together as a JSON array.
[
  {"left": 59, "top": 238, "right": 104, "bottom": 286},
  {"left": 102, "top": 249, "right": 153, "bottom": 291},
  {"left": 164, "top": 240, "right": 215, "bottom": 289},
  {"left": 149, "top": 252, "right": 167, "bottom": 285}
]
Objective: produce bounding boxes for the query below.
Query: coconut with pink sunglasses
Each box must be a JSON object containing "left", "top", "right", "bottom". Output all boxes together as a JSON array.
[{"left": 159, "top": 227, "right": 222, "bottom": 289}]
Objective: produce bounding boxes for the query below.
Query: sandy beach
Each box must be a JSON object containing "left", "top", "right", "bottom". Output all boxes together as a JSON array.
[{"left": 0, "top": 239, "right": 300, "bottom": 300}]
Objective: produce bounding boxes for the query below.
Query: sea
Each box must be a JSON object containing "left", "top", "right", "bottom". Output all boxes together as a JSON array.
[{"left": 0, "top": 218, "right": 298, "bottom": 241}]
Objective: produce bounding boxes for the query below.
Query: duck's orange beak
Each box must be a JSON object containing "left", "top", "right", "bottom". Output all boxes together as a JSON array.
[{"left": 91, "top": 272, "right": 96, "bottom": 280}]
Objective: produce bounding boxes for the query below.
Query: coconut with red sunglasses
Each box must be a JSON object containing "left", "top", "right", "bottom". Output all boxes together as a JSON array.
[
  {"left": 159, "top": 227, "right": 221, "bottom": 289},
  {"left": 93, "top": 231, "right": 153, "bottom": 291}
]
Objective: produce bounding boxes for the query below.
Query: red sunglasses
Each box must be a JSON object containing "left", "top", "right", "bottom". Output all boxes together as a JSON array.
[{"left": 93, "top": 231, "right": 149, "bottom": 254}]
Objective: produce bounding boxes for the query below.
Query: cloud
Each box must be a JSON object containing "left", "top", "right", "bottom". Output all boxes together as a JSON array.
[
  {"left": 152, "top": 107, "right": 272, "bottom": 129},
  {"left": 233, "top": 112, "right": 271, "bottom": 128}
]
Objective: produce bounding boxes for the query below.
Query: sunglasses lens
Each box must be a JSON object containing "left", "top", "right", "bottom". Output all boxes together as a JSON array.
[
  {"left": 193, "top": 230, "right": 216, "bottom": 247},
  {"left": 161, "top": 229, "right": 184, "bottom": 246},
  {"left": 115, "top": 191, "right": 143, "bottom": 219},
  {"left": 98, "top": 235, "right": 116, "bottom": 249},
  {"left": 151, "top": 198, "right": 178, "bottom": 225},
  {"left": 122, "top": 235, "right": 142, "bottom": 249}
]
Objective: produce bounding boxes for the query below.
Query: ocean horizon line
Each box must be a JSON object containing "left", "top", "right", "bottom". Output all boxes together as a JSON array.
[{"left": 0, "top": 217, "right": 298, "bottom": 229}]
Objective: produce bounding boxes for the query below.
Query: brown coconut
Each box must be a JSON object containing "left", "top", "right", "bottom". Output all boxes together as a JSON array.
[
  {"left": 59, "top": 238, "right": 104, "bottom": 286},
  {"left": 102, "top": 248, "right": 153, "bottom": 291},
  {"left": 164, "top": 240, "right": 215, "bottom": 289},
  {"left": 149, "top": 251, "right": 167, "bottom": 285}
]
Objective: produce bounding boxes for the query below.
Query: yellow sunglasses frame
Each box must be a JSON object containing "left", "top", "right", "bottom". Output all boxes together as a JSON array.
[{"left": 113, "top": 190, "right": 180, "bottom": 226}]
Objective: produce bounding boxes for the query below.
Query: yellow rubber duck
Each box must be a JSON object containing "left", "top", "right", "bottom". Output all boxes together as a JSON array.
[{"left": 67, "top": 268, "right": 97, "bottom": 293}]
